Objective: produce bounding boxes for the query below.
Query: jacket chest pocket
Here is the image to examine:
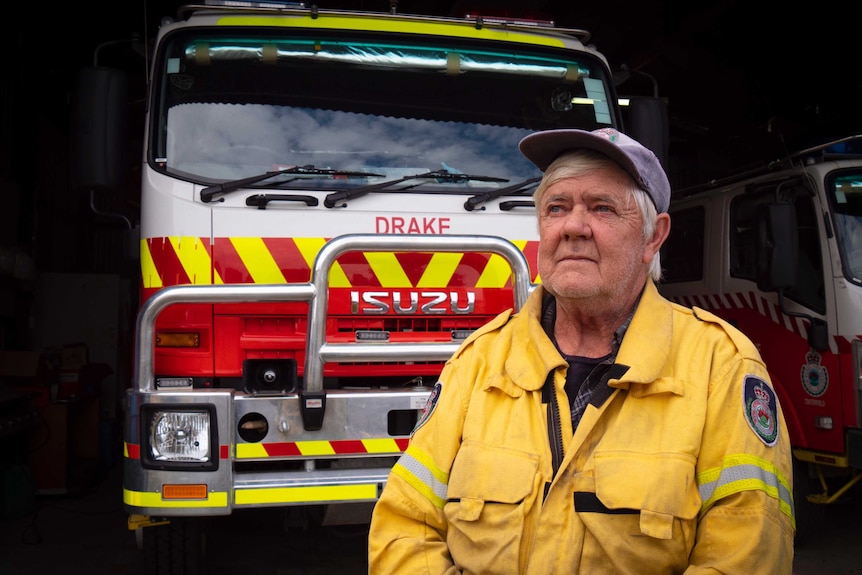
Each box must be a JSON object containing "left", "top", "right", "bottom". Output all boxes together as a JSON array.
[
  {"left": 593, "top": 452, "right": 700, "bottom": 540},
  {"left": 444, "top": 441, "right": 540, "bottom": 574}
]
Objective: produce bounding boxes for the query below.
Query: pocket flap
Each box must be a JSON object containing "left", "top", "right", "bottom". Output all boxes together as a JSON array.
[
  {"left": 448, "top": 440, "right": 538, "bottom": 503},
  {"left": 594, "top": 452, "right": 700, "bottom": 519}
]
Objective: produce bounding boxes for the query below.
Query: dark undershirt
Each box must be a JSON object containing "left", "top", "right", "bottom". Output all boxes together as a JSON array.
[{"left": 560, "top": 352, "right": 611, "bottom": 408}]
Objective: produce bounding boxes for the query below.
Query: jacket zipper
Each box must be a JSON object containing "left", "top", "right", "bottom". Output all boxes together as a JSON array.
[{"left": 545, "top": 370, "right": 564, "bottom": 478}]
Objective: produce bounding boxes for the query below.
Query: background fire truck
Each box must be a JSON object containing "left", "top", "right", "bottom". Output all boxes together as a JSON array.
[
  {"left": 72, "top": 1, "right": 668, "bottom": 572},
  {"left": 658, "top": 134, "right": 862, "bottom": 545}
]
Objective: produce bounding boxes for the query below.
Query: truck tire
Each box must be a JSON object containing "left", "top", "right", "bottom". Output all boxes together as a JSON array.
[{"left": 142, "top": 517, "right": 205, "bottom": 575}]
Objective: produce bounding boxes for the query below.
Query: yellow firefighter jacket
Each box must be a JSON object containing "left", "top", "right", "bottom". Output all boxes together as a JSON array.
[{"left": 368, "top": 281, "right": 795, "bottom": 574}]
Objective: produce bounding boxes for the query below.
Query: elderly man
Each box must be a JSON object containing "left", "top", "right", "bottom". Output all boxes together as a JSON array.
[{"left": 368, "top": 128, "right": 795, "bottom": 574}]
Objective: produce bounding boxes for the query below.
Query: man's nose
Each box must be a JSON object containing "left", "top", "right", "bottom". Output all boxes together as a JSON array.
[{"left": 562, "top": 206, "right": 591, "bottom": 238}]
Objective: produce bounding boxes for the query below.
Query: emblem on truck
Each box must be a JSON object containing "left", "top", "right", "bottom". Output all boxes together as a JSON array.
[
  {"left": 350, "top": 290, "right": 476, "bottom": 314},
  {"left": 800, "top": 350, "right": 828, "bottom": 397}
]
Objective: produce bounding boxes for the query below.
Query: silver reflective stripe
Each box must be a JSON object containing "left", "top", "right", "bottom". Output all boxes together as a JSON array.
[
  {"left": 393, "top": 450, "right": 449, "bottom": 507},
  {"left": 698, "top": 460, "right": 794, "bottom": 518}
]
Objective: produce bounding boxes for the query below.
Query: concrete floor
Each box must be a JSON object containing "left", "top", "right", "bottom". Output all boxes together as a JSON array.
[{"left": 1, "top": 463, "right": 860, "bottom": 575}]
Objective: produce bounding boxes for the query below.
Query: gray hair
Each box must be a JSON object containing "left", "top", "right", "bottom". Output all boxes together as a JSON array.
[{"left": 534, "top": 150, "right": 663, "bottom": 282}]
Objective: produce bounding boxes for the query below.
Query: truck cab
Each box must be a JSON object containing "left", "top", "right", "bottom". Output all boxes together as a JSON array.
[{"left": 659, "top": 135, "right": 862, "bottom": 543}]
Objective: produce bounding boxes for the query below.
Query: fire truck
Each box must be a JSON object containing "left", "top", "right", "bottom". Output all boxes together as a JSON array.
[
  {"left": 71, "top": 1, "right": 668, "bottom": 572},
  {"left": 658, "top": 134, "right": 862, "bottom": 545}
]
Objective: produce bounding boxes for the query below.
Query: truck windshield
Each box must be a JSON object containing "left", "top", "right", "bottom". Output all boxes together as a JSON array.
[
  {"left": 150, "top": 28, "right": 617, "bottom": 188},
  {"left": 828, "top": 172, "right": 862, "bottom": 285}
]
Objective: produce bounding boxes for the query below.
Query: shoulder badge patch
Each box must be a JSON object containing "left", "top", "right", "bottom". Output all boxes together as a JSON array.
[
  {"left": 743, "top": 375, "right": 779, "bottom": 446},
  {"left": 412, "top": 381, "right": 442, "bottom": 436}
]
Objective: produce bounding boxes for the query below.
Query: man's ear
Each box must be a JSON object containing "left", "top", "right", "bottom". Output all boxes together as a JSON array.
[{"left": 644, "top": 212, "right": 671, "bottom": 262}]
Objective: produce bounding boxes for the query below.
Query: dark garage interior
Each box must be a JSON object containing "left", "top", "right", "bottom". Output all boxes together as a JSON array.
[{"left": 1, "top": 1, "right": 860, "bottom": 573}]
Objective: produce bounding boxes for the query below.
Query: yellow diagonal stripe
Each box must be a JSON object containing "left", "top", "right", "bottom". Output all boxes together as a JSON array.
[
  {"left": 476, "top": 253, "right": 513, "bottom": 288},
  {"left": 510, "top": 239, "right": 541, "bottom": 282},
  {"left": 294, "top": 238, "right": 350, "bottom": 287},
  {"left": 361, "top": 438, "right": 402, "bottom": 454},
  {"left": 236, "top": 443, "right": 269, "bottom": 459},
  {"left": 296, "top": 440, "right": 336, "bottom": 456},
  {"left": 294, "top": 237, "right": 326, "bottom": 271},
  {"left": 417, "top": 253, "right": 461, "bottom": 287},
  {"left": 231, "top": 237, "right": 285, "bottom": 283},
  {"left": 366, "top": 252, "right": 412, "bottom": 287},
  {"left": 140, "top": 239, "right": 163, "bottom": 289},
  {"left": 476, "top": 240, "right": 531, "bottom": 288},
  {"left": 169, "top": 236, "right": 213, "bottom": 285}
]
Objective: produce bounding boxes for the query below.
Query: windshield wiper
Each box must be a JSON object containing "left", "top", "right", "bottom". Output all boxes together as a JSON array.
[
  {"left": 463, "top": 176, "right": 542, "bottom": 211},
  {"left": 199, "top": 165, "right": 385, "bottom": 203},
  {"left": 324, "top": 169, "right": 509, "bottom": 208}
]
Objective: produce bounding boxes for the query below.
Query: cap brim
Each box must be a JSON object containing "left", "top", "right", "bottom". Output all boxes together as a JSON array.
[{"left": 519, "top": 129, "right": 641, "bottom": 179}]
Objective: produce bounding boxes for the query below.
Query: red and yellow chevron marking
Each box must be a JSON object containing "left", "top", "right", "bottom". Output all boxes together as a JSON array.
[
  {"left": 235, "top": 437, "right": 410, "bottom": 459},
  {"left": 141, "top": 236, "right": 540, "bottom": 289},
  {"left": 125, "top": 438, "right": 408, "bottom": 461}
]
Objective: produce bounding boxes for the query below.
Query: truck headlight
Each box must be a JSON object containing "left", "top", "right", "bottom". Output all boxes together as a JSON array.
[{"left": 141, "top": 405, "right": 219, "bottom": 471}]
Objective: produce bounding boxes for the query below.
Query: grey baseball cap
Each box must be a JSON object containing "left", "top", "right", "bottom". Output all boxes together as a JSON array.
[{"left": 519, "top": 127, "right": 670, "bottom": 213}]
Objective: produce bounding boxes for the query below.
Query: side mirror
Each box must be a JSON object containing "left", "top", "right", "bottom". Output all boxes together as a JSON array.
[
  {"left": 754, "top": 202, "right": 830, "bottom": 352},
  {"left": 807, "top": 318, "right": 829, "bottom": 352},
  {"left": 623, "top": 96, "right": 669, "bottom": 169},
  {"left": 70, "top": 66, "right": 128, "bottom": 193},
  {"left": 754, "top": 202, "right": 798, "bottom": 291}
]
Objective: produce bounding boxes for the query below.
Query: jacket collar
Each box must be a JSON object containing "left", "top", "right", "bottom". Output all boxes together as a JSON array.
[
  {"left": 498, "top": 282, "right": 679, "bottom": 397},
  {"left": 503, "top": 286, "right": 566, "bottom": 392},
  {"left": 613, "top": 281, "right": 681, "bottom": 397}
]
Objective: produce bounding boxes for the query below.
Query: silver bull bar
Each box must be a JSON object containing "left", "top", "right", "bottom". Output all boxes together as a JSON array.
[
  {"left": 135, "top": 233, "right": 533, "bottom": 396},
  {"left": 126, "top": 234, "right": 534, "bottom": 515}
]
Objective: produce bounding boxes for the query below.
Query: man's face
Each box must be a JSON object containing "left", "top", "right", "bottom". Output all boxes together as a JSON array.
[{"left": 536, "top": 165, "right": 655, "bottom": 307}]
